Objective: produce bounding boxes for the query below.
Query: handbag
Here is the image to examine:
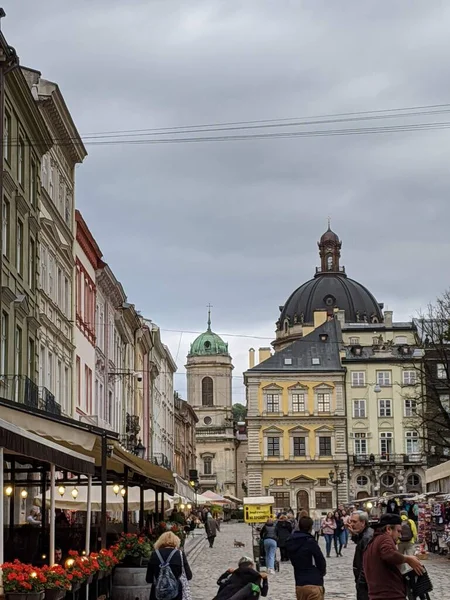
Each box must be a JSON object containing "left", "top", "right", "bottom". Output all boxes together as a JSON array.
[{"left": 179, "top": 551, "right": 192, "bottom": 600}]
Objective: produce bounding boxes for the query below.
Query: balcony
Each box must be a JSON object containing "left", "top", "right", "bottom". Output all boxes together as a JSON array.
[
  {"left": 199, "top": 473, "right": 217, "bottom": 485},
  {"left": 153, "top": 452, "right": 172, "bottom": 470},
  {"left": 197, "top": 427, "right": 226, "bottom": 436},
  {"left": 0, "top": 375, "right": 61, "bottom": 416},
  {"left": 352, "top": 453, "right": 426, "bottom": 466}
]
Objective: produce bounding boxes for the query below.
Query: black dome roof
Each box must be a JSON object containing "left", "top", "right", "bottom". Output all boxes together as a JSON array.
[{"left": 279, "top": 274, "right": 383, "bottom": 324}]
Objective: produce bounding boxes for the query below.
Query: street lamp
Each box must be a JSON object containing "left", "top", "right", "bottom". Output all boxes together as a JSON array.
[
  {"left": 71, "top": 487, "right": 79, "bottom": 499},
  {"left": 20, "top": 489, "right": 28, "bottom": 499},
  {"left": 329, "top": 466, "right": 345, "bottom": 508},
  {"left": 4, "top": 486, "right": 13, "bottom": 497},
  {"left": 58, "top": 486, "right": 66, "bottom": 497},
  {"left": 120, "top": 487, "right": 126, "bottom": 497},
  {"left": 113, "top": 484, "right": 121, "bottom": 496}
]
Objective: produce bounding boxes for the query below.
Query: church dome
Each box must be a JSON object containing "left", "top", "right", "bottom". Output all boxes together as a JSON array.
[
  {"left": 277, "top": 226, "right": 383, "bottom": 328},
  {"left": 189, "top": 311, "right": 229, "bottom": 356}
]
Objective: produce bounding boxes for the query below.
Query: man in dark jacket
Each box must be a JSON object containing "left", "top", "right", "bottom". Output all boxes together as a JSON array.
[
  {"left": 348, "top": 510, "right": 373, "bottom": 600},
  {"left": 286, "top": 516, "right": 326, "bottom": 600},
  {"left": 275, "top": 514, "right": 293, "bottom": 561},
  {"left": 363, "top": 513, "right": 424, "bottom": 600},
  {"left": 214, "top": 557, "right": 268, "bottom": 600}
]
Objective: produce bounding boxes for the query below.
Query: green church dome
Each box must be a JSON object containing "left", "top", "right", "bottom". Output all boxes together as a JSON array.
[{"left": 189, "top": 310, "right": 229, "bottom": 356}]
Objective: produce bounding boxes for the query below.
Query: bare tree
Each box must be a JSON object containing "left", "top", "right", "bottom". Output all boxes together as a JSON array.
[{"left": 403, "top": 291, "right": 450, "bottom": 465}]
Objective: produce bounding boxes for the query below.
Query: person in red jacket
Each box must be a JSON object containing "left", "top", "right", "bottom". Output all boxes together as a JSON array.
[{"left": 363, "top": 514, "right": 424, "bottom": 600}]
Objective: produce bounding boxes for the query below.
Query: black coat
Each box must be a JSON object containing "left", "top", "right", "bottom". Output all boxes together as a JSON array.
[
  {"left": 352, "top": 526, "right": 373, "bottom": 598},
  {"left": 285, "top": 531, "right": 326, "bottom": 587},
  {"left": 146, "top": 547, "right": 192, "bottom": 600},
  {"left": 214, "top": 567, "right": 268, "bottom": 600},
  {"left": 275, "top": 521, "right": 293, "bottom": 547}
]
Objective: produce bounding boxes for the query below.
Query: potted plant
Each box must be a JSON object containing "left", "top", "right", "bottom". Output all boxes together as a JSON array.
[
  {"left": 41, "top": 565, "right": 71, "bottom": 600},
  {"left": 90, "top": 549, "right": 119, "bottom": 578},
  {"left": 2, "top": 561, "right": 47, "bottom": 600},
  {"left": 115, "top": 533, "right": 153, "bottom": 567}
]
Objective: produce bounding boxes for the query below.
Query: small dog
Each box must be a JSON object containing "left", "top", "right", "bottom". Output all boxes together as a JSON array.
[{"left": 234, "top": 540, "right": 245, "bottom": 548}]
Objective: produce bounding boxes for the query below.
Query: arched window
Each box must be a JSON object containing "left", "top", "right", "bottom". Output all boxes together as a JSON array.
[
  {"left": 202, "top": 377, "right": 213, "bottom": 406},
  {"left": 203, "top": 456, "right": 212, "bottom": 475},
  {"left": 326, "top": 254, "right": 333, "bottom": 271}
]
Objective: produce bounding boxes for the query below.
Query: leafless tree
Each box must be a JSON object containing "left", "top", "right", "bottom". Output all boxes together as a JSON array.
[{"left": 402, "top": 291, "right": 450, "bottom": 464}]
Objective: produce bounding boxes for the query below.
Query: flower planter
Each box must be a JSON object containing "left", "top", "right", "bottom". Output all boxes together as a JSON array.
[
  {"left": 70, "top": 584, "right": 80, "bottom": 593},
  {"left": 86, "top": 576, "right": 94, "bottom": 585},
  {"left": 6, "top": 593, "right": 45, "bottom": 600},
  {"left": 120, "top": 556, "right": 145, "bottom": 568},
  {"left": 44, "top": 590, "right": 66, "bottom": 600}
]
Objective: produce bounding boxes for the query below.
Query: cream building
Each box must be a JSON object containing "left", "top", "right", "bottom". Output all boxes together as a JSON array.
[
  {"left": 22, "top": 69, "right": 86, "bottom": 417},
  {"left": 249, "top": 226, "right": 426, "bottom": 505},
  {"left": 150, "top": 323, "right": 176, "bottom": 469},
  {"left": 186, "top": 312, "right": 237, "bottom": 496}
]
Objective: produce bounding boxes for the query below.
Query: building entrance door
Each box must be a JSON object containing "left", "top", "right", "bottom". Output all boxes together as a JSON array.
[{"left": 296, "top": 490, "right": 309, "bottom": 513}]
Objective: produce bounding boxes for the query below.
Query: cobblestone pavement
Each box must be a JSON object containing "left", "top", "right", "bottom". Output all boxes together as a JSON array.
[{"left": 189, "top": 522, "right": 447, "bottom": 599}]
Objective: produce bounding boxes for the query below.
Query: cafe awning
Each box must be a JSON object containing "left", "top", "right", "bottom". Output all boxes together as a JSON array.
[
  {"left": 112, "top": 445, "right": 174, "bottom": 490},
  {"left": 0, "top": 417, "right": 95, "bottom": 474}
]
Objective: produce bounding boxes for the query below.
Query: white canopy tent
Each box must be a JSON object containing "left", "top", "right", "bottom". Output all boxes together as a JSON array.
[{"left": 35, "top": 485, "right": 174, "bottom": 512}]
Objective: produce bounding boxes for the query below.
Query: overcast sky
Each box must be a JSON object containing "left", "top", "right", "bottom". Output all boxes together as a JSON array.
[{"left": 5, "top": 1, "right": 450, "bottom": 401}]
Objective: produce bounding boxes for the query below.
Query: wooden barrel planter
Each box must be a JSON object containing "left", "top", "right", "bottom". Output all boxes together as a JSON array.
[{"left": 112, "top": 566, "right": 150, "bottom": 600}]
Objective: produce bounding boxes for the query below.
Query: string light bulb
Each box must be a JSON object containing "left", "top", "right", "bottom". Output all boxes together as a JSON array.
[
  {"left": 65, "top": 558, "right": 75, "bottom": 568},
  {"left": 120, "top": 488, "right": 126, "bottom": 497},
  {"left": 113, "top": 484, "right": 120, "bottom": 496},
  {"left": 58, "top": 485, "right": 66, "bottom": 497},
  {"left": 71, "top": 487, "right": 79, "bottom": 499},
  {"left": 20, "top": 489, "right": 28, "bottom": 499},
  {"left": 5, "top": 486, "right": 13, "bottom": 497}
]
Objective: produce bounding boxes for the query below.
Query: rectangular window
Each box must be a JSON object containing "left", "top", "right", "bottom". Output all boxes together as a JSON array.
[
  {"left": 48, "top": 254, "right": 54, "bottom": 299},
  {"left": 76, "top": 356, "right": 81, "bottom": 407},
  {"left": 57, "top": 266, "right": 63, "bottom": 308},
  {"left": 351, "top": 371, "right": 365, "bottom": 386},
  {"left": 1, "top": 312, "right": 8, "bottom": 375},
  {"left": 4, "top": 111, "right": 10, "bottom": 163},
  {"left": 266, "top": 393, "right": 280, "bottom": 413},
  {"left": 15, "top": 326, "right": 22, "bottom": 375},
  {"left": 403, "top": 370, "right": 416, "bottom": 385},
  {"left": 405, "top": 431, "right": 419, "bottom": 455},
  {"left": 28, "top": 338, "right": 34, "bottom": 378},
  {"left": 85, "top": 366, "right": 92, "bottom": 413},
  {"left": 273, "top": 492, "right": 290, "bottom": 510},
  {"left": 353, "top": 399, "right": 366, "bottom": 418},
  {"left": 317, "top": 393, "right": 331, "bottom": 413},
  {"left": 349, "top": 337, "right": 360, "bottom": 345},
  {"left": 319, "top": 436, "right": 332, "bottom": 456},
  {"left": 292, "top": 393, "right": 305, "bottom": 412},
  {"left": 2, "top": 199, "right": 9, "bottom": 258},
  {"left": 47, "top": 351, "right": 53, "bottom": 391},
  {"left": 316, "top": 492, "right": 333, "bottom": 509},
  {"left": 64, "top": 277, "right": 70, "bottom": 317},
  {"left": 16, "top": 220, "right": 23, "bottom": 275},
  {"left": 274, "top": 478, "right": 284, "bottom": 486},
  {"left": 376, "top": 371, "right": 392, "bottom": 386},
  {"left": 29, "top": 238, "right": 35, "bottom": 290},
  {"left": 30, "top": 160, "right": 37, "bottom": 206},
  {"left": 404, "top": 399, "right": 416, "bottom": 417},
  {"left": 49, "top": 164, "right": 54, "bottom": 199},
  {"left": 378, "top": 398, "right": 392, "bottom": 417},
  {"left": 293, "top": 436, "right": 306, "bottom": 457},
  {"left": 318, "top": 478, "right": 327, "bottom": 487},
  {"left": 203, "top": 457, "right": 212, "bottom": 475},
  {"left": 64, "top": 366, "right": 69, "bottom": 414},
  {"left": 380, "top": 432, "right": 393, "bottom": 456},
  {"left": 267, "top": 436, "right": 280, "bottom": 457},
  {"left": 354, "top": 433, "right": 367, "bottom": 455},
  {"left": 18, "top": 139, "right": 25, "bottom": 186},
  {"left": 437, "top": 363, "right": 446, "bottom": 379},
  {"left": 439, "top": 394, "right": 450, "bottom": 412}
]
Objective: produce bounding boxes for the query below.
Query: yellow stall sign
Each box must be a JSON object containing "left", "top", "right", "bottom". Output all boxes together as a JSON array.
[{"left": 244, "top": 504, "right": 273, "bottom": 523}]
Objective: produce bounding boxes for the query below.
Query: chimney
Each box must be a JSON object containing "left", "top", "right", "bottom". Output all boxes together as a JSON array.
[
  {"left": 259, "top": 347, "right": 271, "bottom": 363},
  {"left": 384, "top": 311, "right": 393, "bottom": 327},
  {"left": 335, "top": 309, "right": 345, "bottom": 327},
  {"left": 249, "top": 348, "right": 255, "bottom": 369},
  {"left": 313, "top": 310, "right": 328, "bottom": 329}
]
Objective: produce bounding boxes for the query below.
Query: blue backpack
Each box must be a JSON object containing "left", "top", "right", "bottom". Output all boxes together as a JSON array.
[{"left": 154, "top": 549, "right": 179, "bottom": 600}]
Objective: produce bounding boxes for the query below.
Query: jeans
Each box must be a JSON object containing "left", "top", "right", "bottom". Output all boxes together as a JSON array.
[
  {"left": 264, "top": 538, "right": 277, "bottom": 569},
  {"left": 324, "top": 534, "right": 334, "bottom": 556},
  {"left": 343, "top": 528, "right": 349, "bottom": 546},
  {"left": 334, "top": 530, "right": 345, "bottom": 555}
]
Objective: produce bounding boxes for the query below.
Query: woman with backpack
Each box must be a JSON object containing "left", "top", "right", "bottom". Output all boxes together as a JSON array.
[{"left": 146, "top": 532, "right": 192, "bottom": 600}]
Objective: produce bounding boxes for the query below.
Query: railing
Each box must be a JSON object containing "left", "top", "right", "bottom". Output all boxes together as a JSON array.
[
  {"left": 153, "top": 452, "right": 172, "bottom": 470},
  {"left": 315, "top": 266, "right": 346, "bottom": 274},
  {"left": 352, "top": 453, "right": 425, "bottom": 466},
  {"left": 0, "top": 375, "right": 61, "bottom": 416},
  {"left": 197, "top": 427, "right": 226, "bottom": 436}
]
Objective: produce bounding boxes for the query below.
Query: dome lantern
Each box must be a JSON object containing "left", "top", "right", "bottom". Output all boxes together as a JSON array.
[{"left": 189, "top": 307, "right": 229, "bottom": 356}]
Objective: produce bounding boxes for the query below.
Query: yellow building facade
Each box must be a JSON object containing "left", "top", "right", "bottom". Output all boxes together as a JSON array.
[{"left": 245, "top": 318, "right": 348, "bottom": 513}]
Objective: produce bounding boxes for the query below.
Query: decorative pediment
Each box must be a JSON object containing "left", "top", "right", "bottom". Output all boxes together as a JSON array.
[
  {"left": 262, "top": 383, "right": 283, "bottom": 391},
  {"left": 1, "top": 286, "right": 16, "bottom": 305},
  {"left": 16, "top": 193, "right": 29, "bottom": 217},
  {"left": 200, "top": 452, "right": 215, "bottom": 459},
  {"left": 314, "top": 425, "right": 334, "bottom": 433},
  {"left": 60, "top": 243, "right": 74, "bottom": 267},
  {"left": 27, "top": 315, "right": 40, "bottom": 333},
  {"left": 289, "top": 473, "right": 317, "bottom": 483},
  {"left": 13, "top": 294, "right": 29, "bottom": 320},
  {"left": 40, "top": 217, "right": 62, "bottom": 246},
  {"left": 378, "top": 420, "right": 394, "bottom": 429},
  {"left": 353, "top": 421, "right": 368, "bottom": 430},
  {"left": 312, "top": 383, "right": 333, "bottom": 390},
  {"left": 288, "top": 382, "right": 308, "bottom": 391},
  {"left": 288, "top": 425, "right": 310, "bottom": 434},
  {"left": 3, "top": 169, "right": 17, "bottom": 196},
  {"left": 262, "top": 426, "right": 284, "bottom": 436}
]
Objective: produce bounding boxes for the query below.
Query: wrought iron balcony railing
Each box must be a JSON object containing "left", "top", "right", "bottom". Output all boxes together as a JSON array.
[{"left": 0, "top": 375, "right": 61, "bottom": 416}]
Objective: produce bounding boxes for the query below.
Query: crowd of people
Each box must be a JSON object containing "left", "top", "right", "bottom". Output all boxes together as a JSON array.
[{"left": 144, "top": 503, "right": 428, "bottom": 600}]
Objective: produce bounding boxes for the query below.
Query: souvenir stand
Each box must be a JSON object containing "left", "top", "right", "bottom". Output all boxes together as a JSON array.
[{"left": 416, "top": 493, "right": 450, "bottom": 555}]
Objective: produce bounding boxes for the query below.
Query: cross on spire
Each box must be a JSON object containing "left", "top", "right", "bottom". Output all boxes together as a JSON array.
[{"left": 207, "top": 303, "right": 213, "bottom": 331}]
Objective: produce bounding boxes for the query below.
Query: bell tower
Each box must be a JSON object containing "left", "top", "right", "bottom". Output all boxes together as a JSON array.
[{"left": 317, "top": 220, "right": 343, "bottom": 274}]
